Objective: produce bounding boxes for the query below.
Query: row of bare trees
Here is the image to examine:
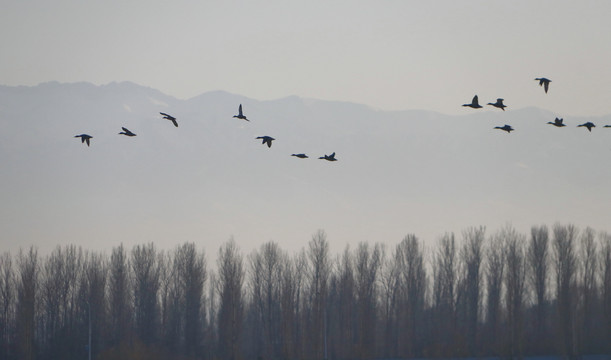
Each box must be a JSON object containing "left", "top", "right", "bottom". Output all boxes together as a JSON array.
[{"left": 1, "top": 224, "right": 611, "bottom": 360}]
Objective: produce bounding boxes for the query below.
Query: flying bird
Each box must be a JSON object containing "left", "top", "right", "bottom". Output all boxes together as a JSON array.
[
  {"left": 291, "top": 153, "right": 308, "bottom": 158},
  {"left": 487, "top": 98, "right": 507, "bottom": 111},
  {"left": 604, "top": 125, "right": 611, "bottom": 128},
  {"left": 319, "top": 152, "right": 338, "bottom": 161},
  {"left": 578, "top": 122, "right": 595, "bottom": 132},
  {"left": 462, "top": 95, "right": 483, "bottom": 109},
  {"left": 74, "top": 134, "right": 93, "bottom": 146},
  {"left": 233, "top": 104, "right": 249, "bottom": 121},
  {"left": 160, "top": 112, "right": 178, "bottom": 127},
  {"left": 256, "top": 136, "right": 275, "bottom": 148},
  {"left": 535, "top": 77, "right": 551, "bottom": 93},
  {"left": 118, "top": 127, "right": 137, "bottom": 136},
  {"left": 547, "top": 118, "right": 566, "bottom": 127},
  {"left": 494, "top": 125, "right": 514, "bottom": 133}
]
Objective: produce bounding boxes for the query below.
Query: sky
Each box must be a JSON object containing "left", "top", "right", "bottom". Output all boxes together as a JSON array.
[
  {"left": 2, "top": 1, "right": 611, "bottom": 256},
  {"left": 3, "top": 1, "right": 611, "bottom": 116}
]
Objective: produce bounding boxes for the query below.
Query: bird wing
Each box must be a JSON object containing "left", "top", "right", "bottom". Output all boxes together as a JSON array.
[
  {"left": 85, "top": 138, "right": 90, "bottom": 146},
  {"left": 238, "top": 104, "right": 243, "bottom": 116},
  {"left": 472, "top": 95, "right": 479, "bottom": 106},
  {"left": 543, "top": 81, "right": 549, "bottom": 93},
  {"left": 122, "top": 127, "right": 129, "bottom": 132},
  {"left": 171, "top": 119, "right": 178, "bottom": 127}
]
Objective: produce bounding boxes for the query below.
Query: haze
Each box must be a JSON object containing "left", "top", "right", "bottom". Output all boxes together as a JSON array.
[{"left": 1, "top": 1, "right": 611, "bottom": 255}]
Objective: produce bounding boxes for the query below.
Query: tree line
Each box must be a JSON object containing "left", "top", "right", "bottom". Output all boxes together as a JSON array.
[{"left": 1, "top": 224, "right": 610, "bottom": 360}]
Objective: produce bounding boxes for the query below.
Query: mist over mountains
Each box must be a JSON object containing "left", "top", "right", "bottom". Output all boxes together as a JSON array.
[{"left": 1, "top": 81, "right": 610, "bottom": 254}]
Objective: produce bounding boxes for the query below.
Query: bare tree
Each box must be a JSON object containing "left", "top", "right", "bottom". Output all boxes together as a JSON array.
[
  {"left": 0, "top": 252, "right": 15, "bottom": 360},
  {"left": 327, "top": 245, "right": 354, "bottom": 360},
  {"left": 205, "top": 270, "right": 218, "bottom": 360},
  {"left": 40, "top": 247, "right": 64, "bottom": 355},
  {"left": 552, "top": 223, "right": 579, "bottom": 359},
  {"left": 158, "top": 250, "right": 180, "bottom": 352},
  {"left": 39, "top": 245, "right": 85, "bottom": 359},
  {"left": 81, "top": 252, "right": 108, "bottom": 359},
  {"left": 248, "top": 241, "right": 284, "bottom": 359},
  {"left": 485, "top": 232, "right": 505, "bottom": 356},
  {"left": 306, "top": 230, "right": 331, "bottom": 360},
  {"left": 353, "top": 242, "right": 382, "bottom": 360},
  {"left": 458, "top": 226, "right": 485, "bottom": 356},
  {"left": 131, "top": 243, "right": 161, "bottom": 346},
  {"left": 175, "top": 243, "right": 207, "bottom": 357},
  {"left": 502, "top": 225, "right": 527, "bottom": 359},
  {"left": 577, "top": 227, "right": 598, "bottom": 352},
  {"left": 379, "top": 243, "right": 400, "bottom": 357},
  {"left": 526, "top": 225, "right": 550, "bottom": 353},
  {"left": 217, "top": 239, "right": 245, "bottom": 360},
  {"left": 431, "top": 233, "right": 458, "bottom": 356},
  {"left": 396, "top": 235, "right": 426, "bottom": 358},
  {"left": 108, "top": 244, "right": 132, "bottom": 348},
  {"left": 279, "top": 250, "right": 306, "bottom": 360},
  {"left": 15, "top": 246, "right": 38, "bottom": 360},
  {"left": 600, "top": 232, "right": 611, "bottom": 354}
]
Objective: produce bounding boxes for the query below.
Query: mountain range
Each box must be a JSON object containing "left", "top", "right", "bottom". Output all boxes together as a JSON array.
[{"left": 1, "top": 81, "right": 610, "bottom": 255}]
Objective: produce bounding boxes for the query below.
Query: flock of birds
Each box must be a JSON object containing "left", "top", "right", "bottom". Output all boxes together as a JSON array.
[
  {"left": 74, "top": 77, "right": 611, "bottom": 152},
  {"left": 74, "top": 104, "right": 338, "bottom": 161},
  {"left": 462, "top": 77, "right": 611, "bottom": 133}
]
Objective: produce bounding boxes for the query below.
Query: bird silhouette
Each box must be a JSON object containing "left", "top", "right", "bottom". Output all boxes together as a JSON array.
[
  {"left": 547, "top": 118, "right": 566, "bottom": 127},
  {"left": 535, "top": 77, "right": 551, "bottom": 93},
  {"left": 160, "top": 112, "right": 178, "bottom": 127},
  {"left": 256, "top": 136, "right": 275, "bottom": 148},
  {"left": 118, "top": 127, "right": 137, "bottom": 136},
  {"left": 291, "top": 153, "right": 308, "bottom": 158},
  {"left": 604, "top": 125, "right": 611, "bottom": 128},
  {"left": 578, "top": 122, "right": 595, "bottom": 132},
  {"left": 462, "top": 95, "right": 483, "bottom": 109},
  {"left": 487, "top": 98, "right": 507, "bottom": 111},
  {"left": 233, "top": 104, "right": 249, "bottom": 121},
  {"left": 74, "top": 134, "right": 93, "bottom": 146},
  {"left": 494, "top": 125, "right": 514, "bottom": 133},
  {"left": 319, "top": 152, "right": 338, "bottom": 161}
]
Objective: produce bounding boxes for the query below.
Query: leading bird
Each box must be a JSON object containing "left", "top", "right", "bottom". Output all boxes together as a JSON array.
[{"left": 74, "top": 134, "right": 93, "bottom": 146}]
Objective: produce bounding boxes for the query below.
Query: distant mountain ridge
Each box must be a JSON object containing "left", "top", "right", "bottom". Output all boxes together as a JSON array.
[{"left": 1, "top": 81, "right": 610, "bottom": 255}]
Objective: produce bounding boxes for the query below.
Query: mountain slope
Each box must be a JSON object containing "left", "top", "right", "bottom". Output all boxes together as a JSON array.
[{"left": 1, "top": 82, "right": 610, "bottom": 255}]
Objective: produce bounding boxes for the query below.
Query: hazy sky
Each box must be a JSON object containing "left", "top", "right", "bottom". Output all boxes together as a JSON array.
[
  {"left": 3, "top": 0, "right": 611, "bottom": 116},
  {"left": 2, "top": 1, "right": 611, "bottom": 256}
]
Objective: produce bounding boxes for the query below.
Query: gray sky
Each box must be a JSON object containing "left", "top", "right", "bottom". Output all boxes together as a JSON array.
[
  {"left": 2, "top": 1, "right": 611, "bottom": 255},
  {"left": 3, "top": 0, "right": 611, "bottom": 116}
]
